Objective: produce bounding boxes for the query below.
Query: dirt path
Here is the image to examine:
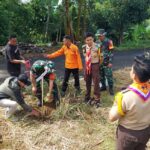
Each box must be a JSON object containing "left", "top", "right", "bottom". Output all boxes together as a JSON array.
[{"left": 0, "top": 49, "right": 145, "bottom": 83}]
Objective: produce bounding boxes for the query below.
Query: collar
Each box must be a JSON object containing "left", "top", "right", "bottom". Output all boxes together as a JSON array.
[
  {"left": 65, "top": 43, "right": 72, "bottom": 49},
  {"left": 128, "top": 82, "right": 150, "bottom": 101},
  {"left": 86, "top": 43, "right": 95, "bottom": 49}
]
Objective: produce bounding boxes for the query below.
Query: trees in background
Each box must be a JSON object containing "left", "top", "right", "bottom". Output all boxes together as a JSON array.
[{"left": 0, "top": 0, "right": 150, "bottom": 45}]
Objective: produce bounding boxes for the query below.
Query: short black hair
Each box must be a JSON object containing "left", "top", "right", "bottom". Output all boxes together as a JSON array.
[
  {"left": 133, "top": 55, "right": 150, "bottom": 82},
  {"left": 84, "top": 32, "right": 94, "bottom": 39},
  {"left": 9, "top": 34, "right": 17, "bottom": 40},
  {"left": 63, "top": 35, "right": 72, "bottom": 41}
]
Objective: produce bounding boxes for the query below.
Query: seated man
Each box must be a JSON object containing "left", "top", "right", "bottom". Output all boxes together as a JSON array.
[
  {"left": 30, "top": 60, "right": 60, "bottom": 107},
  {"left": 0, "top": 74, "right": 39, "bottom": 118}
]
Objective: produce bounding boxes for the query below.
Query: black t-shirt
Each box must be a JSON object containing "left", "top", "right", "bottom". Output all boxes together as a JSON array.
[{"left": 6, "top": 44, "right": 21, "bottom": 76}]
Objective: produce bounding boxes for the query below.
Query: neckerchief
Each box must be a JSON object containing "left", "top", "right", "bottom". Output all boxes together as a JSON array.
[
  {"left": 128, "top": 82, "right": 150, "bottom": 101},
  {"left": 85, "top": 45, "right": 92, "bottom": 74}
]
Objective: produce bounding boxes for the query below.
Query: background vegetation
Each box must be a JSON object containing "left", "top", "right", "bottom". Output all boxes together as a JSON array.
[{"left": 0, "top": 0, "right": 150, "bottom": 48}]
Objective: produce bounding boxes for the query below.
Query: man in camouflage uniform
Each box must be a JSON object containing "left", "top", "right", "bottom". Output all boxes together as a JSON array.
[
  {"left": 30, "top": 60, "right": 60, "bottom": 107},
  {"left": 96, "top": 29, "right": 114, "bottom": 95}
]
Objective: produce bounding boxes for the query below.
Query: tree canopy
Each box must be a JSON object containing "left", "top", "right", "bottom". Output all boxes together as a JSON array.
[{"left": 0, "top": 0, "right": 150, "bottom": 45}]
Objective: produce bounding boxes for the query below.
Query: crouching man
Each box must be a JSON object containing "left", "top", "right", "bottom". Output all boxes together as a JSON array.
[
  {"left": 30, "top": 60, "right": 60, "bottom": 107},
  {"left": 0, "top": 74, "right": 40, "bottom": 119}
]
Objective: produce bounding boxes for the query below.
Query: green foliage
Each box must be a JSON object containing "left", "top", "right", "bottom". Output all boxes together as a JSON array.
[{"left": 0, "top": 0, "right": 150, "bottom": 46}]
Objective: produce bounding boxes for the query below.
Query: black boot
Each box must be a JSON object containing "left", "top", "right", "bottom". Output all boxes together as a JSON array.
[
  {"left": 109, "top": 87, "right": 114, "bottom": 95},
  {"left": 100, "top": 86, "right": 107, "bottom": 91}
]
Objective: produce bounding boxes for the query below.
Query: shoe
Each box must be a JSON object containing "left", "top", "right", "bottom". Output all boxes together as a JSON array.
[
  {"left": 87, "top": 98, "right": 95, "bottom": 106},
  {"left": 84, "top": 98, "right": 94, "bottom": 106},
  {"left": 109, "top": 88, "right": 114, "bottom": 95},
  {"left": 94, "top": 100, "right": 101, "bottom": 108},
  {"left": 100, "top": 86, "right": 107, "bottom": 91},
  {"left": 84, "top": 98, "right": 90, "bottom": 104}
]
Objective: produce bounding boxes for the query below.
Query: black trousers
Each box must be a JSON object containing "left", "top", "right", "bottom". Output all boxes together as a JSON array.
[
  {"left": 62, "top": 68, "right": 80, "bottom": 92},
  {"left": 8, "top": 71, "right": 20, "bottom": 77}
]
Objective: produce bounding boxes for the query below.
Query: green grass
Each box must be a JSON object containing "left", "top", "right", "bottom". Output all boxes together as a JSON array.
[
  {"left": 0, "top": 68, "right": 132, "bottom": 150},
  {"left": 116, "top": 40, "right": 150, "bottom": 51}
]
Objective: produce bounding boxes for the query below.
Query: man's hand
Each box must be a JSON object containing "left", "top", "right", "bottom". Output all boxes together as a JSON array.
[
  {"left": 107, "top": 63, "right": 112, "bottom": 68},
  {"left": 43, "top": 54, "right": 48, "bottom": 58},
  {"left": 32, "top": 86, "right": 37, "bottom": 95},
  {"left": 29, "top": 109, "right": 41, "bottom": 117},
  {"left": 21, "top": 60, "right": 26, "bottom": 64}
]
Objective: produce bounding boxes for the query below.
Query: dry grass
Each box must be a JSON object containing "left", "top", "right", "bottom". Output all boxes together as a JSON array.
[{"left": 1, "top": 67, "right": 149, "bottom": 150}]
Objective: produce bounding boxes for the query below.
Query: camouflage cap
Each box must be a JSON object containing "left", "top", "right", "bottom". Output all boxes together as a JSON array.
[{"left": 95, "top": 29, "right": 107, "bottom": 36}]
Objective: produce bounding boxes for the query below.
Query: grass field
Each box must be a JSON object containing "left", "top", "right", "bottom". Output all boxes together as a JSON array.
[{"left": 0, "top": 67, "right": 149, "bottom": 150}]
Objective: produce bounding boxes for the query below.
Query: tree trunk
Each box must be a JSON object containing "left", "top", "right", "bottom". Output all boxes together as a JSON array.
[
  {"left": 45, "top": 4, "right": 50, "bottom": 42},
  {"left": 64, "top": 0, "right": 72, "bottom": 35},
  {"left": 76, "top": 0, "right": 83, "bottom": 41},
  {"left": 59, "top": 27, "right": 62, "bottom": 42},
  {"left": 82, "top": 0, "right": 87, "bottom": 41},
  {"left": 118, "top": 24, "right": 124, "bottom": 45}
]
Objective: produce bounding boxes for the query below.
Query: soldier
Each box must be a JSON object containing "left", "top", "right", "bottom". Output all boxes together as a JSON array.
[
  {"left": 30, "top": 60, "right": 60, "bottom": 107},
  {"left": 96, "top": 29, "right": 114, "bottom": 95},
  {"left": 109, "top": 55, "right": 150, "bottom": 150}
]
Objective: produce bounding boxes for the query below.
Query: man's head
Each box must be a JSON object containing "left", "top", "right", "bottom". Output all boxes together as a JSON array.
[
  {"left": 84, "top": 32, "right": 94, "bottom": 47},
  {"left": 130, "top": 55, "right": 150, "bottom": 83},
  {"left": 8, "top": 35, "right": 17, "bottom": 46},
  {"left": 63, "top": 35, "right": 72, "bottom": 47},
  {"left": 95, "top": 29, "right": 106, "bottom": 41},
  {"left": 45, "top": 61, "right": 55, "bottom": 73},
  {"left": 18, "top": 74, "right": 31, "bottom": 88}
]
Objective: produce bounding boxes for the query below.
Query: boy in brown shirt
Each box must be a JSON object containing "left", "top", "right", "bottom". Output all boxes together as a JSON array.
[
  {"left": 83, "top": 32, "right": 103, "bottom": 108},
  {"left": 109, "top": 55, "right": 150, "bottom": 150}
]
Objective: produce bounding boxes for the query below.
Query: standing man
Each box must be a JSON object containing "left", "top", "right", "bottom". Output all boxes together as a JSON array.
[
  {"left": 5, "top": 35, "right": 26, "bottom": 77},
  {"left": 0, "top": 74, "right": 40, "bottom": 118},
  {"left": 96, "top": 29, "right": 114, "bottom": 95},
  {"left": 44, "top": 35, "right": 83, "bottom": 97},
  {"left": 82, "top": 32, "right": 103, "bottom": 107}
]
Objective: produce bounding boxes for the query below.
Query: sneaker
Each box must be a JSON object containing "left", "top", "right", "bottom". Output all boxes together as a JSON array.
[
  {"left": 94, "top": 100, "right": 101, "bottom": 108},
  {"left": 87, "top": 98, "right": 95, "bottom": 106},
  {"left": 84, "top": 98, "right": 94, "bottom": 106}
]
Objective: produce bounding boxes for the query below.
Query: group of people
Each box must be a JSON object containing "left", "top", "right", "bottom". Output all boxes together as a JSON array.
[
  {"left": 0, "top": 30, "right": 150, "bottom": 150},
  {"left": 0, "top": 29, "right": 115, "bottom": 118},
  {"left": 45, "top": 30, "right": 114, "bottom": 108}
]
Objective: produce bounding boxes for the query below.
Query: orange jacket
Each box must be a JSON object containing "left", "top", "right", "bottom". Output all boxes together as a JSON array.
[{"left": 46, "top": 44, "right": 83, "bottom": 69}]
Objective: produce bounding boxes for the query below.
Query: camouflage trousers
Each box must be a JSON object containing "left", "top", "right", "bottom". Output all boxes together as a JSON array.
[{"left": 100, "top": 64, "right": 114, "bottom": 88}]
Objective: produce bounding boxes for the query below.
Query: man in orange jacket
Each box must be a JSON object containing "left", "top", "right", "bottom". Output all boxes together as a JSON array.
[{"left": 44, "top": 35, "right": 83, "bottom": 97}]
